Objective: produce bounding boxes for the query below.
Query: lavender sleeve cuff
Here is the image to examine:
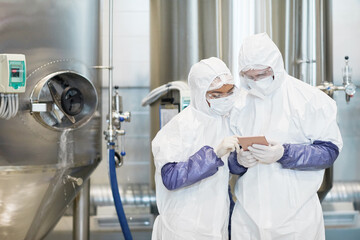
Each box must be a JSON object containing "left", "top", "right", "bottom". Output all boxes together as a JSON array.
[
  {"left": 278, "top": 140, "right": 339, "bottom": 170},
  {"left": 161, "top": 146, "right": 224, "bottom": 190},
  {"left": 228, "top": 151, "right": 248, "bottom": 176}
]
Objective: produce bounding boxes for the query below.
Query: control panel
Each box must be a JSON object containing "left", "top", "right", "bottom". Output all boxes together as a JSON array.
[{"left": 0, "top": 54, "right": 26, "bottom": 93}]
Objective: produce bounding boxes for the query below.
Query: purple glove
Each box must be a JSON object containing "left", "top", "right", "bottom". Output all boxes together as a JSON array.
[
  {"left": 161, "top": 146, "right": 224, "bottom": 190},
  {"left": 278, "top": 140, "right": 339, "bottom": 170},
  {"left": 228, "top": 151, "right": 248, "bottom": 175}
]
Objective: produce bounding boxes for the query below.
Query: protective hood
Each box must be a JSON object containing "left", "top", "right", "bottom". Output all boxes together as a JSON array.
[
  {"left": 238, "top": 32, "right": 285, "bottom": 97},
  {"left": 188, "top": 57, "right": 232, "bottom": 116}
]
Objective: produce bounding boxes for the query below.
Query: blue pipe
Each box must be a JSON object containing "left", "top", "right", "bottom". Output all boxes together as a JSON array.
[{"left": 108, "top": 145, "right": 133, "bottom": 240}]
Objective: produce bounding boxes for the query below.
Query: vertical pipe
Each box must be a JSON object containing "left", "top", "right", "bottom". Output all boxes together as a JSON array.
[
  {"left": 315, "top": 0, "right": 325, "bottom": 85},
  {"left": 221, "top": 0, "right": 233, "bottom": 71},
  {"left": 108, "top": 0, "right": 114, "bottom": 141},
  {"left": 324, "top": 0, "right": 333, "bottom": 84},
  {"left": 266, "top": 0, "right": 273, "bottom": 38},
  {"left": 73, "top": 179, "right": 90, "bottom": 240},
  {"left": 217, "top": 0, "right": 223, "bottom": 59}
]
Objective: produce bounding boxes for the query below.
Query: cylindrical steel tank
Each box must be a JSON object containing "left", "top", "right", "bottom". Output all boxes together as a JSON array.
[
  {"left": 150, "top": 0, "right": 232, "bottom": 189},
  {"left": 271, "top": 0, "right": 334, "bottom": 201},
  {"left": 0, "top": 1, "right": 101, "bottom": 240}
]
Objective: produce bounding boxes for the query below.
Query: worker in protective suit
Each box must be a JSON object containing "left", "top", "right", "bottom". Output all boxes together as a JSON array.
[
  {"left": 151, "top": 57, "right": 247, "bottom": 240},
  {"left": 228, "top": 33, "right": 343, "bottom": 240}
]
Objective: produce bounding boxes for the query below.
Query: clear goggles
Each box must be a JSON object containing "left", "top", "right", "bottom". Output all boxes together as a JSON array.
[
  {"left": 207, "top": 74, "right": 234, "bottom": 91},
  {"left": 206, "top": 74, "right": 235, "bottom": 99},
  {"left": 240, "top": 65, "right": 274, "bottom": 81}
]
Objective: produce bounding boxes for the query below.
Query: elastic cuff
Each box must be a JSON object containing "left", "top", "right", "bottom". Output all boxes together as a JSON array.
[{"left": 278, "top": 144, "right": 290, "bottom": 164}]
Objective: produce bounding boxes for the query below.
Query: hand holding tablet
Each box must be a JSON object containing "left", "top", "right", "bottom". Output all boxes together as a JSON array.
[{"left": 237, "top": 136, "right": 269, "bottom": 151}]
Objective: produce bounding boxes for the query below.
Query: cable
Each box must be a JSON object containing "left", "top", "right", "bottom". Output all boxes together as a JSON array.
[
  {"left": 14, "top": 94, "right": 19, "bottom": 117},
  {"left": 3, "top": 95, "right": 9, "bottom": 119},
  {"left": 10, "top": 94, "right": 15, "bottom": 118},
  {"left": 0, "top": 94, "right": 20, "bottom": 119},
  {"left": 5, "top": 94, "right": 12, "bottom": 120},
  {"left": 0, "top": 94, "right": 5, "bottom": 118}
]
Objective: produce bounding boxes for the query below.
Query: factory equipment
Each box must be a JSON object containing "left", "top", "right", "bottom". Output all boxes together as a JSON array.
[
  {"left": 0, "top": 1, "right": 101, "bottom": 240},
  {"left": 342, "top": 56, "right": 356, "bottom": 99},
  {"left": 103, "top": 85, "right": 131, "bottom": 172},
  {"left": 142, "top": 81, "right": 190, "bottom": 128},
  {"left": 30, "top": 71, "right": 97, "bottom": 129},
  {"left": 0, "top": 54, "right": 26, "bottom": 119},
  {"left": 0, "top": 54, "right": 26, "bottom": 93},
  {"left": 317, "top": 56, "right": 356, "bottom": 102},
  {"left": 101, "top": 0, "right": 132, "bottom": 239}
]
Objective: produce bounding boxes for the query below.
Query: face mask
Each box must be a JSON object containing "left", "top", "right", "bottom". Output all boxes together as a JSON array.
[
  {"left": 247, "top": 76, "right": 273, "bottom": 91},
  {"left": 208, "top": 93, "right": 235, "bottom": 116}
]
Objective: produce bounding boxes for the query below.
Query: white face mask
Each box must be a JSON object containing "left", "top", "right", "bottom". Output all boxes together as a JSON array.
[
  {"left": 246, "top": 76, "right": 273, "bottom": 91},
  {"left": 208, "top": 93, "right": 235, "bottom": 116}
]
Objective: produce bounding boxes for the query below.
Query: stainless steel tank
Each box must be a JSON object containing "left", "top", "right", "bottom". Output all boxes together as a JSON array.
[
  {"left": 0, "top": 1, "right": 101, "bottom": 240},
  {"left": 150, "top": 0, "right": 232, "bottom": 189},
  {"left": 271, "top": 0, "right": 334, "bottom": 201}
]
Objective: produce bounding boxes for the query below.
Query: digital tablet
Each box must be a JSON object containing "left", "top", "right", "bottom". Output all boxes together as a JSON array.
[{"left": 237, "top": 136, "right": 269, "bottom": 151}]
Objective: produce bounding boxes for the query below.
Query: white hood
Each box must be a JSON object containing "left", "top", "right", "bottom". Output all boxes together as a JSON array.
[
  {"left": 188, "top": 57, "right": 232, "bottom": 116},
  {"left": 238, "top": 32, "right": 285, "bottom": 97}
]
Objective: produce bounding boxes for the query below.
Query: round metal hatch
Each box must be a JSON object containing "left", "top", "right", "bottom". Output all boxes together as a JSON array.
[{"left": 31, "top": 71, "right": 98, "bottom": 130}]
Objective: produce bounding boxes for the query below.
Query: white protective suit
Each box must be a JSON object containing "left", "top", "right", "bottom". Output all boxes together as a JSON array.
[
  {"left": 230, "top": 33, "right": 343, "bottom": 240},
  {"left": 151, "top": 57, "right": 236, "bottom": 240}
]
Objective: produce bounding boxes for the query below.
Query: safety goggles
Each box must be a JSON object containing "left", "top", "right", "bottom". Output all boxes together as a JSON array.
[
  {"left": 206, "top": 85, "right": 235, "bottom": 99},
  {"left": 240, "top": 66, "right": 274, "bottom": 81},
  {"left": 207, "top": 74, "right": 234, "bottom": 91}
]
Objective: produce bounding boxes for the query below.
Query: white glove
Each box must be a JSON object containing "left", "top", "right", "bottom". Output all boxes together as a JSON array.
[
  {"left": 215, "top": 136, "right": 241, "bottom": 158},
  {"left": 248, "top": 140, "right": 284, "bottom": 164},
  {"left": 237, "top": 149, "right": 258, "bottom": 168}
]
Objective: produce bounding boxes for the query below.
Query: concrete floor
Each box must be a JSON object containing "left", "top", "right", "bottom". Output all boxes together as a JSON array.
[
  {"left": 42, "top": 215, "right": 153, "bottom": 240},
  {"left": 44, "top": 230, "right": 152, "bottom": 240},
  {"left": 44, "top": 227, "right": 360, "bottom": 240},
  {"left": 44, "top": 228, "right": 360, "bottom": 240},
  {"left": 43, "top": 214, "right": 360, "bottom": 240}
]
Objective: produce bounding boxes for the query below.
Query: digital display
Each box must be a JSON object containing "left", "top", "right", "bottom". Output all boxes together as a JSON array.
[{"left": 11, "top": 68, "right": 20, "bottom": 78}]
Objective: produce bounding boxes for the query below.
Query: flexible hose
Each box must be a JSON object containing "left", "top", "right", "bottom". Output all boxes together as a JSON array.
[{"left": 108, "top": 146, "right": 133, "bottom": 240}]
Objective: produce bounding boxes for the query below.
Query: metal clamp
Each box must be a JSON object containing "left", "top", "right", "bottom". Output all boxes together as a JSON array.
[
  {"left": 114, "top": 152, "right": 124, "bottom": 168},
  {"left": 30, "top": 101, "right": 53, "bottom": 113},
  {"left": 113, "top": 111, "right": 131, "bottom": 123}
]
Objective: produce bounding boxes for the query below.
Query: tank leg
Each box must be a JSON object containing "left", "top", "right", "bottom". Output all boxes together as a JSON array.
[{"left": 73, "top": 179, "right": 90, "bottom": 240}]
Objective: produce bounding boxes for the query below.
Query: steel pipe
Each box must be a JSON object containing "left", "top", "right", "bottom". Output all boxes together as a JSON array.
[{"left": 73, "top": 179, "right": 90, "bottom": 240}]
